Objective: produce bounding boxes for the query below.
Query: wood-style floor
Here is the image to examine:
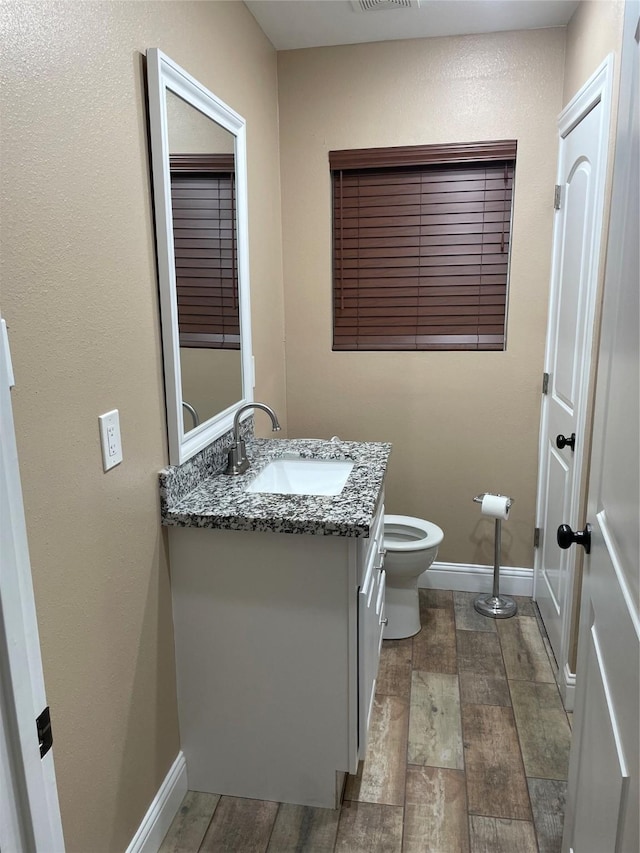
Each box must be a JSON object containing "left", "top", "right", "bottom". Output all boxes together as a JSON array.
[{"left": 160, "top": 590, "right": 572, "bottom": 852}]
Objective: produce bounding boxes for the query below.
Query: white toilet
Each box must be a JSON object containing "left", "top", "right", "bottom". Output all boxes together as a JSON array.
[{"left": 382, "top": 515, "right": 444, "bottom": 640}]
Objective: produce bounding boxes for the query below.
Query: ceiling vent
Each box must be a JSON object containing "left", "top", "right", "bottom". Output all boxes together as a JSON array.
[{"left": 350, "top": 0, "right": 419, "bottom": 12}]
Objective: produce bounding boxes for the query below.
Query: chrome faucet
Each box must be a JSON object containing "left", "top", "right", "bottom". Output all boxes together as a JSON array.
[
  {"left": 224, "top": 402, "right": 281, "bottom": 475},
  {"left": 182, "top": 401, "right": 200, "bottom": 430}
]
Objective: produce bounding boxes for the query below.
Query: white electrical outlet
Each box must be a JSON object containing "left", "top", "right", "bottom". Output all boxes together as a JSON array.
[{"left": 98, "top": 409, "right": 123, "bottom": 471}]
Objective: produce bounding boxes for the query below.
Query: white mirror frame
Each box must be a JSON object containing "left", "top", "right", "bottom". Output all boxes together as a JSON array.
[{"left": 146, "top": 48, "right": 254, "bottom": 465}]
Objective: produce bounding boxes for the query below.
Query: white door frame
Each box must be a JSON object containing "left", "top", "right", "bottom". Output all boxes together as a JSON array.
[
  {"left": 0, "top": 317, "right": 65, "bottom": 851},
  {"left": 533, "top": 55, "right": 613, "bottom": 709}
]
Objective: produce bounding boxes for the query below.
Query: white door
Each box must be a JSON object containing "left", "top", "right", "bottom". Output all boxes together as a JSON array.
[
  {"left": 0, "top": 685, "right": 30, "bottom": 851},
  {"left": 0, "top": 318, "right": 65, "bottom": 851},
  {"left": 534, "top": 57, "right": 613, "bottom": 706},
  {"left": 562, "top": 3, "right": 639, "bottom": 850}
]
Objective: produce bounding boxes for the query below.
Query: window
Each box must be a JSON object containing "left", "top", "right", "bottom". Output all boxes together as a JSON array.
[
  {"left": 330, "top": 141, "right": 516, "bottom": 351},
  {"left": 170, "top": 154, "right": 240, "bottom": 350}
]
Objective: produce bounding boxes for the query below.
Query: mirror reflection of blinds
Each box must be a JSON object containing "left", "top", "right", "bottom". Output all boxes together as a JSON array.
[
  {"left": 170, "top": 154, "right": 239, "bottom": 350},
  {"left": 330, "top": 141, "right": 516, "bottom": 351}
]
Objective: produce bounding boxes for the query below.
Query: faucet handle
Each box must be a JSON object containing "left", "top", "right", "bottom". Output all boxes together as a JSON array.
[{"left": 225, "top": 438, "right": 249, "bottom": 476}]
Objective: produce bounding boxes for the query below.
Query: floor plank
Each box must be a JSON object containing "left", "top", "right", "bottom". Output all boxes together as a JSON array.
[
  {"left": 199, "top": 796, "right": 278, "bottom": 852},
  {"left": 512, "top": 596, "right": 536, "bottom": 617},
  {"left": 403, "top": 766, "right": 470, "bottom": 853},
  {"left": 469, "top": 815, "right": 537, "bottom": 853},
  {"left": 528, "top": 778, "right": 567, "bottom": 853},
  {"left": 377, "top": 639, "right": 412, "bottom": 699},
  {"left": 335, "top": 802, "right": 404, "bottom": 852},
  {"left": 456, "top": 630, "right": 505, "bottom": 677},
  {"left": 408, "top": 671, "right": 463, "bottom": 769},
  {"left": 344, "top": 695, "right": 409, "bottom": 806},
  {"left": 453, "top": 592, "right": 498, "bottom": 632},
  {"left": 412, "top": 606, "right": 457, "bottom": 674},
  {"left": 158, "top": 791, "right": 219, "bottom": 853},
  {"left": 542, "top": 634, "right": 560, "bottom": 678},
  {"left": 419, "top": 588, "right": 453, "bottom": 610},
  {"left": 462, "top": 703, "right": 532, "bottom": 821},
  {"left": 266, "top": 803, "right": 340, "bottom": 852},
  {"left": 497, "top": 616, "right": 555, "bottom": 682},
  {"left": 459, "top": 671, "right": 511, "bottom": 707},
  {"left": 509, "top": 681, "right": 572, "bottom": 780}
]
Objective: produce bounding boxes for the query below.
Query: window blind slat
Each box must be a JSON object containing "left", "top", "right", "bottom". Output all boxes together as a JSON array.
[
  {"left": 339, "top": 190, "right": 510, "bottom": 206},
  {"left": 335, "top": 285, "right": 505, "bottom": 300}
]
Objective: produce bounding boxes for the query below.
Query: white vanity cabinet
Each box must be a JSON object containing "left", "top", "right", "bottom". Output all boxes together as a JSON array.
[{"left": 168, "top": 492, "right": 385, "bottom": 809}]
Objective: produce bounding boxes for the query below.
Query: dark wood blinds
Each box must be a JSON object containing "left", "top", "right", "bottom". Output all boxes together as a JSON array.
[
  {"left": 330, "top": 141, "right": 516, "bottom": 351},
  {"left": 170, "top": 154, "right": 239, "bottom": 350}
]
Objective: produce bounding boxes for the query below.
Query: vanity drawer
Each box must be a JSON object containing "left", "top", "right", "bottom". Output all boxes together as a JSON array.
[{"left": 359, "top": 491, "right": 385, "bottom": 588}]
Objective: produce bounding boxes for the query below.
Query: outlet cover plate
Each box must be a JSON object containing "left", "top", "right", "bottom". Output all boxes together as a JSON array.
[{"left": 99, "top": 409, "right": 123, "bottom": 471}]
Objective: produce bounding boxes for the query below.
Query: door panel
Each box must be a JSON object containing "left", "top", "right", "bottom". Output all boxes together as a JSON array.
[
  {"left": 563, "top": 5, "right": 639, "bottom": 849},
  {"left": 539, "top": 444, "right": 570, "bottom": 651},
  {"left": 565, "top": 515, "right": 639, "bottom": 852},
  {"left": 555, "top": 158, "right": 591, "bottom": 405},
  {"left": 571, "top": 614, "right": 629, "bottom": 853},
  {"left": 534, "top": 64, "right": 612, "bottom": 696},
  {"left": 0, "top": 683, "right": 29, "bottom": 852}
]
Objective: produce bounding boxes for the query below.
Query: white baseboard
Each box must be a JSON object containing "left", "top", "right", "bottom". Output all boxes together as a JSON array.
[
  {"left": 126, "top": 751, "right": 187, "bottom": 853},
  {"left": 560, "top": 663, "right": 576, "bottom": 711},
  {"left": 418, "top": 560, "right": 534, "bottom": 597}
]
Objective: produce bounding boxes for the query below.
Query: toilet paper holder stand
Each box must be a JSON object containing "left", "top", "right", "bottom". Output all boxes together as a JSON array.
[
  {"left": 472, "top": 492, "right": 514, "bottom": 511},
  {"left": 472, "top": 493, "right": 517, "bottom": 619}
]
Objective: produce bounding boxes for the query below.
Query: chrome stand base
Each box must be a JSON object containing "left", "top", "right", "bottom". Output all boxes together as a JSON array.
[{"left": 473, "top": 594, "right": 517, "bottom": 619}]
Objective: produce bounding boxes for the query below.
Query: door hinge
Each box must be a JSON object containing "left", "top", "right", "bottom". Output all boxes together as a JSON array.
[
  {"left": 534, "top": 527, "right": 541, "bottom": 548},
  {"left": 36, "top": 706, "right": 53, "bottom": 758},
  {"left": 554, "top": 185, "right": 562, "bottom": 210},
  {"left": 542, "top": 372, "right": 550, "bottom": 394}
]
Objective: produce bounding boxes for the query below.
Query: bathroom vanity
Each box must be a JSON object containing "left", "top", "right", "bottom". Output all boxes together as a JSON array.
[
  {"left": 160, "top": 437, "right": 390, "bottom": 808},
  {"left": 149, "top": 51, "right": 391, "bottom": 810}
]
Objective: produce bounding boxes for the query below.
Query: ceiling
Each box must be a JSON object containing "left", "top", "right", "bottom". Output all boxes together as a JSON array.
[{"left": 244, "top": 0, "right": 580, "bottom": 51}]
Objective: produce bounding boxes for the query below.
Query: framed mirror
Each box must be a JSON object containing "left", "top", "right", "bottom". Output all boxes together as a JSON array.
[{"left": 146, "top": 49, "right": 254, "bottom": 465}]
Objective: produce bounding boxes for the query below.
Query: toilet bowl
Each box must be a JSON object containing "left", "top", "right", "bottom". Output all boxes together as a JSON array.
[{"left": 383, "top": 515, "right": 444, "bottom": 640}]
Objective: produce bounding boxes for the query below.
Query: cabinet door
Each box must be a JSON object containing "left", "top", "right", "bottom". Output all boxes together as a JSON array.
[{"left": 358, "top": 551, "right": 386, "bottom": 759}]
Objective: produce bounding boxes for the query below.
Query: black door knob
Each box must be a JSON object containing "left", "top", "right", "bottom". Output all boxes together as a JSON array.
[
  {"left": 556, "top": 433, "right": 576, "bottom": 451},
  {"left": 557, "top": 523, "right": 591, "bottom": 554}
]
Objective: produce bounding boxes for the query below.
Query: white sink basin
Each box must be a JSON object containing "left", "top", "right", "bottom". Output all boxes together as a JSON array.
[{"left": 246, "top": 457, "right": 354, "bottom": 496}]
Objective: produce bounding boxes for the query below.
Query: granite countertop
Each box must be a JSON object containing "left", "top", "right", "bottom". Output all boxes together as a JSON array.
[{"left": 160, "top": 437, "right": 391, "bottom": 536}]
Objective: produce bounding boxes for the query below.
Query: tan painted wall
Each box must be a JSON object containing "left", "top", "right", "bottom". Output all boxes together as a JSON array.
[
  {"left": 278, "top": 29, "right": 566, "bottom": 568},
  {"left": 563, "top": 0, "right": 625, "bottom": 105},
  {"left": 0, "top": 2, "right": 284, "bottom": 850}
]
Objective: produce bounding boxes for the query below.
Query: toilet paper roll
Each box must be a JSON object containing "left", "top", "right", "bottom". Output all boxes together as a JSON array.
[{"left": 481, "top": 494, "right": 511, "bottom": 520}]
